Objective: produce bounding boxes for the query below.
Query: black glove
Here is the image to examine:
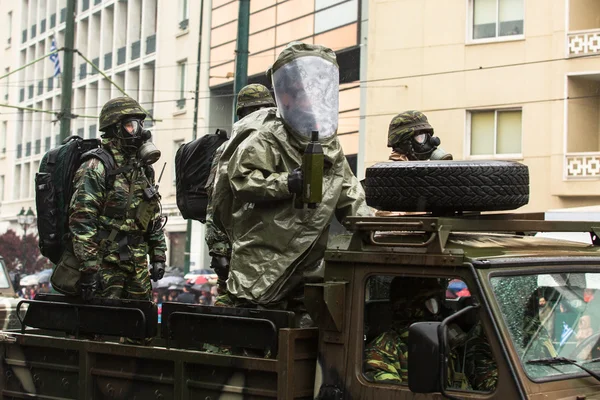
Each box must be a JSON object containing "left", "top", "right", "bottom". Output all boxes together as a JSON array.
[
  {"left": 149, "top": 262, "right": 166, "bottom": 282},
  {"left": 287, "top": 167, "right": 303, "bottom": 195},
  {"left": 210, "top": 256, "right": 230, "bottom": 281},
  {"left": 80, "top": 272, "right": 99, "bottom": 302}
]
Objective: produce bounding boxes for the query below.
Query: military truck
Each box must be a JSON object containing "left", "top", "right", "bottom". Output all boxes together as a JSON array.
[
  {"left": 1, "top": 161, "right": 599, "bottom": 399},
  {"left": 0, "top": 258, "right": 22, "bottom": 332}
]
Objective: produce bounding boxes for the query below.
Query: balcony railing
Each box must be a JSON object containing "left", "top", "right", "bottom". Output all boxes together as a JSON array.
[
  {"left": 568, "top": 29, "right": 600, "bottom": 57},
  {"left": 565, "top": 152, "right": 600, "bottom": 179}
]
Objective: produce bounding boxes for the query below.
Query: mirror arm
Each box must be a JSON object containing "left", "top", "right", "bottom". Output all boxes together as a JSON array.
[{"left": 437, "top": 304, "right": 480, "bottom": 400}]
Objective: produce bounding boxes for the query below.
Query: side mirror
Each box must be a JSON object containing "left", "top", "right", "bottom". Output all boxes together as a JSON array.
[{"left": 408, "top": 321, "right": 442, "bottom": 393}]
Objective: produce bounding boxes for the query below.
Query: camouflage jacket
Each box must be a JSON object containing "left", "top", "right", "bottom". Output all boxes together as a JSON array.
[
  {"left": 69, "top": 138, "right": 167, "bottom": 273},
  {"left": 364, "top": 323, "right": 495, "bottom": 391},
  {"left": 364, "top": 327, "right": 409, "bottom": 383}
]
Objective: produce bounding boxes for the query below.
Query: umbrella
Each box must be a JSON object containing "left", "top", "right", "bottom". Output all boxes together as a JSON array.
[
  {"left": 190, "top": 276, "right": 208, "bottom": 285},
  {"left": 153, "top": 275, "right": 185, "bottom": 289},
  {"left": 20, "top": 274, "right": 39, "bottom": 286},
  {"left": 38, "top": 274, "right": 51, "bottom": 284}
]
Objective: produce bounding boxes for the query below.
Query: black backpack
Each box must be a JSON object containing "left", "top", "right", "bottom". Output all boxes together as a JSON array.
[
  {"left": 175, "top": 129, "right": 228, "bottom": 222},
  {"left": 35, "top": 136, "right": 116, "bottom": 264}
]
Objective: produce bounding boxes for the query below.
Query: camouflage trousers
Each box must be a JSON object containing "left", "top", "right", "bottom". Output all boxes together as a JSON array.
[{"left": 97, "top": 262, "right": 152, "bottom": 301}]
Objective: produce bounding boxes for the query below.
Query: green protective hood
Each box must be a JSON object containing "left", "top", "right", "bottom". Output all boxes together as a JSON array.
[
  {"left": 212, "top": 108, "right": 371, "bottom": 304},
  {"left": 267, "top": 41, "right": 339, "bottom": 81}
]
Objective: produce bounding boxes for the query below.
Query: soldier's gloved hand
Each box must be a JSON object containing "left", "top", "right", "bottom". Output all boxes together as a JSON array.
[
  {"left": 149, "top": 262, "right": 166, "bottom": 282},
  {"left": 80, "top": 272, "right": 99, "bottom": 302},
  {"left": 210, "top": 256, "right": 230, "bottom": 281},
  {"left": 287, "top": 167, "right": 303, "bottom": 195}
]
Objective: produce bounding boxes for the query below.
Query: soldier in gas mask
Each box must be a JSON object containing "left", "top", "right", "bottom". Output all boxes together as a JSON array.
[
  {"left": 387, "top": 110, "right": 453, "bottom": 161},
  {"left": 211, "top": 42, "right": 371, "bottom": 326},
  {"left": 68, "top": 97, "right": 167, "bottom": 304}
]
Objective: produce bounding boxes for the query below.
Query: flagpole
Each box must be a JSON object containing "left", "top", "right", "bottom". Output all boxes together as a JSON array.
[{"left": 59, "top": 0, "right": 76, "bottom": 143}]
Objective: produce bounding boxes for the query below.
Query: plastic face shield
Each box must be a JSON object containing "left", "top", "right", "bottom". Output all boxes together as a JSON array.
[{"left": 272, "top": 55, "right": 339, "bottom": 139}]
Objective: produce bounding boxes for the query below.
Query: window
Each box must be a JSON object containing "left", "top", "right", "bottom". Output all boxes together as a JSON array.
[
  {"left": 1, "top": 122, "right": 6, "bottom": 156},
  {"left": 470, "top": 0, "right": 524, "bottom": 41},
  {"left": 490, "top": 273, "right": 600, "bottom": 381},
  {"left": 468, "top": 109, "right": 522, "bottom": 157},
  {"left": 173, "top": 139, "right": 184, "bottom": 183},
  {"left": 0, "top": 175, "right": 4, "bottom": 201},
  {"left": 363, "top": 275, "right": 497, "bottom": 392},
  {"left": 6, "top": 12, "right": 11, "bottom": 45},
  {"left": 4, "top": 68, "right": 8, "bottom": 101},
  {"left": 179, "top": 0, "right": 189, "bottom": 29},
  {"left": 176, "top": 60, "right": 187, "bottom": 109}
]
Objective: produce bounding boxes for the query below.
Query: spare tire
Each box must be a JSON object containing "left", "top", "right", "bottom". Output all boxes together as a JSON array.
[{"left": 364, "top": 160, "right": 529, "bottom": 212}]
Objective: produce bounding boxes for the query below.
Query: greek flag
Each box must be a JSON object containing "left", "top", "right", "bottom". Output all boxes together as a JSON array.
[{"left": 49, "top": 38, "right": 61, "bottom": 77}]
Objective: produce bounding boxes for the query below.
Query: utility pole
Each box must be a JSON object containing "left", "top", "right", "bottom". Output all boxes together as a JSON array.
[
  {"left": 59, "top": 0, "right": 76, "bottom": 143},
  {"left": 232, "top": 0, "right": 250, "bottom": 124},
  {"left": 184, "top": 0, "right": 205, "bottom": 274}
]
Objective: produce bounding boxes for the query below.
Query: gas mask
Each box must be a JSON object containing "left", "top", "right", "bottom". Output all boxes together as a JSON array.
[
  {"left": 117, "top": 118, "right": 161, "bottom": 164},
  {"left": 411, "top": 132, "right": 453, "bottom": 161}
]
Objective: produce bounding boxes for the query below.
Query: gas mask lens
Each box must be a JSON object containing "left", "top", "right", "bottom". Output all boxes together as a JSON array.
[
  {"left": 122, "top": 119, "right": 143, "bottom": 136},
  {"left": 413, "top": 133, "right": 428, "bottom": 144},
  {"left": 424, "top": 297, "right": 440, "bottom": 315}
]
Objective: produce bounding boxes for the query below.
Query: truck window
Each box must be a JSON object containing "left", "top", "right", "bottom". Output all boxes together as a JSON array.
[
  {"left": 363, "top": 275, "right": 498, "bottom": 392},
  {"left": 490, "top": 272, "right": 600, "bottom": 381},
  {"left": 0, "top": 261, "right": 10, "bottom": 289}
]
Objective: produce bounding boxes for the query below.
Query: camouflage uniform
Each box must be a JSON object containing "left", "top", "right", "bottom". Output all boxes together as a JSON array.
[
  {"left": 364, "top": 277, "right": 497, "bottom": 391},
  {"left": 464, "top": 323, "right": 499, "bottom": 391},
  {"left": 70, "top": 97, "right": 166, "bottom": 300},
  {"left": 205, "top": 84, "right": 275, "bottom": 291}
]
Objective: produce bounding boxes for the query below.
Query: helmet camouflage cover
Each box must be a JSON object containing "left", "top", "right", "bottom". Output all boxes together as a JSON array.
[
  {"left": 236, "top": 84, "right": 276, "bottom": 115},
  {"left": 99, "top": 96, "right": 147, "bottom": 132},
  {"left": 387, "top": 110, "right": 433, "bottom": 148}
]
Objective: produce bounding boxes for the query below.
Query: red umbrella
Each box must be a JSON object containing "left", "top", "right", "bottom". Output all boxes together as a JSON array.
[{"left": 190, "top": 276, "right": 208, "bottom": 285}]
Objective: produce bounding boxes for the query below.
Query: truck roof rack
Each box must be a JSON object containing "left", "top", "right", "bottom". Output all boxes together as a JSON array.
[{"left": 343, "top": 213, "right": 600, "bottom": 251}]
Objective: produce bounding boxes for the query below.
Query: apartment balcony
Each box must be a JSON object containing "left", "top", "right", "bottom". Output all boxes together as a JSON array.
[
  {"left": 568, "top": 1, "right": 600, "bottom": 57},
  {"left": 564, "top": 74, "right": 600, "bottom": 182}
]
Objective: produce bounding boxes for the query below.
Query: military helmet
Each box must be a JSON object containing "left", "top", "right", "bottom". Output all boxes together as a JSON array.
[
  {"left": 99, "top": 97, "right": 146, "bottom": 132},
  {"left": 236, "top": 84, "right": 276, "bottom": 116},
  {"left": 387, "top": 110, "right": 433, "bottom": 148}
]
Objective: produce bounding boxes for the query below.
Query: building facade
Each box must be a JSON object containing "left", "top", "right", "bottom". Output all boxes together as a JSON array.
[{"left": 364, "top": 0, "right": 600, "bottom": 211}]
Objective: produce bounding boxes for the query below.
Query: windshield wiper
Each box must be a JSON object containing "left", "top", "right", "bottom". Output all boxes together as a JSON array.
[{"left": 526, "top": 357, "right": 600, "bottom": 382}]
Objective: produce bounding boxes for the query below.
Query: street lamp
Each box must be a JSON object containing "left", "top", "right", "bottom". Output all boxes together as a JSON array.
[{"left": 17, "top": 207, "right": 36, "bottom": 273}]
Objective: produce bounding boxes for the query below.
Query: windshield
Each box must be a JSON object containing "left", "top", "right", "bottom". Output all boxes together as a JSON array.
[{"left": 490, "top": 272, "right": 600, "bottom": 381}]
